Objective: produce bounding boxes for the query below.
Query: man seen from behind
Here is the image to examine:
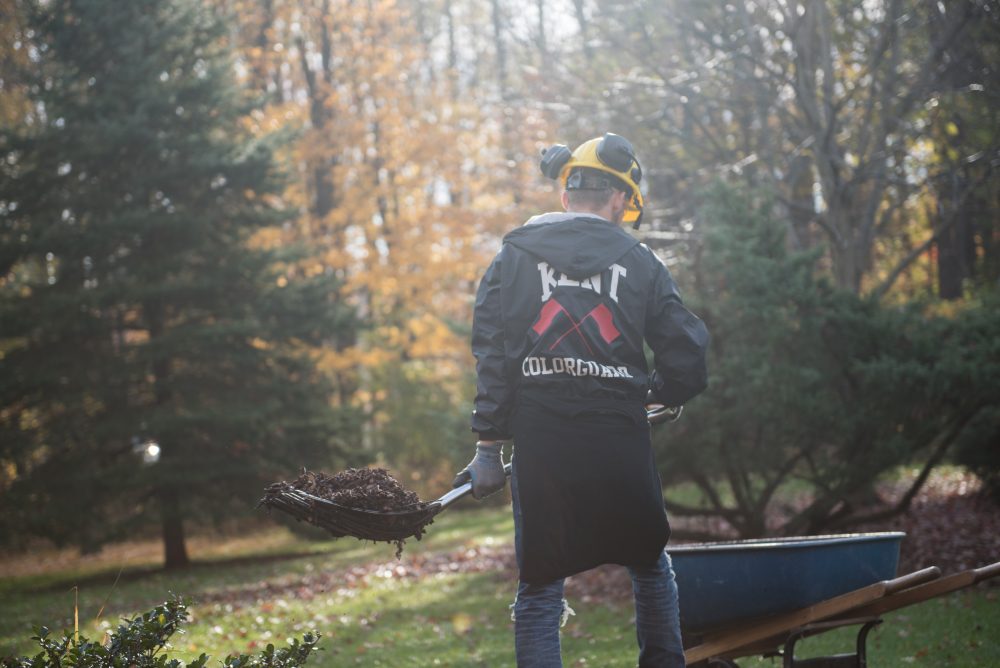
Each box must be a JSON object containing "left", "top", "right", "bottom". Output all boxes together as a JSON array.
[{"left": 454, "top": 133, "right": 710, "bottom": 667}]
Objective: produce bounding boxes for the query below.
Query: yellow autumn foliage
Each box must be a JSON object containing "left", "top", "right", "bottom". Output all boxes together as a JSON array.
[{"left": 207, "top": 0, "right": 555, "bottom": 462}]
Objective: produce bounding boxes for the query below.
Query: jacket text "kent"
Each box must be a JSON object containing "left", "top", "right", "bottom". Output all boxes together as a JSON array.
[{"left": 538, "top": 262, "right": 627, "bottom": 303}]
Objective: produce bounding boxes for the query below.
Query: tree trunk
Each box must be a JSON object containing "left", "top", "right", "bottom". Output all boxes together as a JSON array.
[
  {"left": 160, "top": 487, "right": 190, "bottom": 570},
  {"left": 830, "top": 218, "right": 864, "bottom": 293},
  {"left": 250, "top": 0, "right": 275, "bottom": 96},
  {"left": 572, "top": 0, "right": 592, "bottom": 63},
  {"left": 297, "top": 2, "right": 337, "bottom": 222},
  {"left": 936, "top": 212, "right": 972, "bottom": 300},
  {"left": 490, "top": 0, "right": 508, "bottom": 98},
  {"left": 146, "top": 297, "right": 188, "bottom": 570},
  {"left": 935, "top": 144, "right": 978, "bottom": 300},
  {"left": 536, "top": 0, "right": 546, "bottom": 59}
]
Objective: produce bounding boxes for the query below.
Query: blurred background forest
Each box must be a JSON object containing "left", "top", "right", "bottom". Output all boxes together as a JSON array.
[{"left": 1, "top": 0, "right": 999, "bottom": 571}]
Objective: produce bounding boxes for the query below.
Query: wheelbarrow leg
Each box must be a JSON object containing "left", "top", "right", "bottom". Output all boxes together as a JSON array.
[{"left": 782, "top": 619, "right": 882, "bottom": 667}]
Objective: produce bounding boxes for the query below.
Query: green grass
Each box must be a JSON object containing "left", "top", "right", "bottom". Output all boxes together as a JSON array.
[
  {"left": 730, "top": 590, "right": 1000, "bottom": 666},
  {"left": 2, "top": 505, "right": 998, "bottom": 667}
]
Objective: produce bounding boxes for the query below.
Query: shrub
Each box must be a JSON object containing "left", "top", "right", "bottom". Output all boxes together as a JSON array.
[
  {"left": 1, "top": 596, "right": 319, "bottom": 668},
  {"left": 658, "top": 183, "right": 1000, "bottom": 538}
]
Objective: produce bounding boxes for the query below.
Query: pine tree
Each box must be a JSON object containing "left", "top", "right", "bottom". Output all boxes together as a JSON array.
[{"left": 0, "top": 0, "right": 360, "bottom": 567}]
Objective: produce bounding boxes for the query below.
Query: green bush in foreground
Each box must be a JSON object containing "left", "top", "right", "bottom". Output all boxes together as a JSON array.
[{"left": 1, "top": 597, "right": 319, "bottom": 668}]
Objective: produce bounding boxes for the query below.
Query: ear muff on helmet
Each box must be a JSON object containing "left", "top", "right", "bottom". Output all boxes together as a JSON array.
[
  {"left": 596, "top": 133, "right": 642, "bottom": 190},
  {"left": 544, "top": 133, "right": 646, "bottom": 229},
  {"left": 539, "top": 144, "right": 572, "bottom": 180}
]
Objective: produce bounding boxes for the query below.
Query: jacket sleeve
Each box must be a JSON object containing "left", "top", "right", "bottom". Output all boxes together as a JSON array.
[
  {"left": 471, "top": 251, "right": 514, "bottom": 440},
  {"left": 645, "top": 253, "right": 710, "bottom": 407}
]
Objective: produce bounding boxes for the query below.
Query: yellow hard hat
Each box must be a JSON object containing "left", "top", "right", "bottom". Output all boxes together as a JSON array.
[{"left": 555, "top": 133, "right": 644, "bottom": 226}]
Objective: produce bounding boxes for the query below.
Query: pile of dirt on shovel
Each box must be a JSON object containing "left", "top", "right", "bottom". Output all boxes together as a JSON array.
[
  {"left": 260, "top": 467, "right": 430, "bottom": 557},
  {"left": 291, "top": 467, "right": 424, "bottom": 512}
]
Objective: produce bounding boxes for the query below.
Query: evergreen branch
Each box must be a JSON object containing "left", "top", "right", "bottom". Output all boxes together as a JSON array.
[{"left": 827, "top": 406, "right": 984, "bottom": 530}]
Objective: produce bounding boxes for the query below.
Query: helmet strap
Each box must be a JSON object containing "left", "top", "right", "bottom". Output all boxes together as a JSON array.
[{"left": 631, "top": 205, "right": 644, "bottom": 230}]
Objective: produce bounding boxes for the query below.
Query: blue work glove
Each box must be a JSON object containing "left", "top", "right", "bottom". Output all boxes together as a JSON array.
[{"left": 452, "top": 441, "right": 506, "bottom": 499}]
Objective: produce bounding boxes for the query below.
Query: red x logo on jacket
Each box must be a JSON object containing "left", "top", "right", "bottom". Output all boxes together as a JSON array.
[{"left": 531, "top": 299, "right": 621, "bottom": 355}]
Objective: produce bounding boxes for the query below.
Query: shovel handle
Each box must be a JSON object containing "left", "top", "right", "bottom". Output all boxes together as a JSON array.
[
  {"left": 436, "top": 462, "right": 513, "bottom": 509},
  {"left": 647, "top": 403, "right": 683, "bottom": 424},
  {"left": 438, "top": 406, "right": 673, "bottom": 508}
]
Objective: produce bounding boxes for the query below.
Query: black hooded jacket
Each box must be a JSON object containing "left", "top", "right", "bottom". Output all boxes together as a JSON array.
[{"left": 471, "top": 212, "right": 709, "bottom": 440}]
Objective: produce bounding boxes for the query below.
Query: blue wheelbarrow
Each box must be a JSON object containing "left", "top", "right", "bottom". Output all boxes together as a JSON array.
[{"left": 671, "top": 533, "right": 1000, "bottom": 666}]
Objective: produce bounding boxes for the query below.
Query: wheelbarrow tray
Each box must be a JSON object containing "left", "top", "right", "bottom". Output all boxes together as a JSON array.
[
  {"left": 683, "top": 561, "right": 1000, "bottom": 665},
  {"left": 671, "top": 532, "right": 905, "bottom": 633}
]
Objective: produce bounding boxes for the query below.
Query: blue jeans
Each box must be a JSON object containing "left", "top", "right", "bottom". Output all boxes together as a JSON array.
[{"left": 511, "top": 466, "right": 685, "bottom": 667}]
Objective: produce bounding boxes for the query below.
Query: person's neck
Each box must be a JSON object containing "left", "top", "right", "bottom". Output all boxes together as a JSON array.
[{"left": 566, "top": 206, "right": 614, "bottom": 222}]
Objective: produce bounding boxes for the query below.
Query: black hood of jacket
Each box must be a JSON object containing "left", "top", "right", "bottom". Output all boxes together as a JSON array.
[{"left": 503, "top": 212, "right": 640, "bottom": 280}]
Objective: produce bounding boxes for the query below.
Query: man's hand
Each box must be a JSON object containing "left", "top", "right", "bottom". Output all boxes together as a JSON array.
[
  {"left": 646, "top": 390, "right": 683, "bottom": 424},
  {"left": 452, "top": 441, "right": 506, "bottom": 499}
]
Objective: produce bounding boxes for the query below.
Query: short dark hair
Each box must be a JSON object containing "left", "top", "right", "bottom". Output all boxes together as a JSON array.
[
  {"left": 565, "top": 167, "right": 627, "bottom": 210},
  {"left": 566, "top": 188, "right": 615, "bottom": 210}
]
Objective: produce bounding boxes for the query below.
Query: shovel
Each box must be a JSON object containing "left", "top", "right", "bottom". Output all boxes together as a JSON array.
[
  {"left": 259, "top": 404, "right": 677, "bottom": 543},
  {"left": 258, "top": 462, "right": 513, "bottom": 543}
]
